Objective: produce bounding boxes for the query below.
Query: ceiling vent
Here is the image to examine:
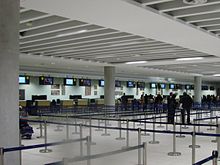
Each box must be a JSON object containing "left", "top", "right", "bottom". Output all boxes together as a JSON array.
[{"left": 183, "top": 0, "right": 208, "bottom": 5}]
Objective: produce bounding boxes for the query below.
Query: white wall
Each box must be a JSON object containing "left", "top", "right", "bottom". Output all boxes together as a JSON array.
[{"left": 19, "top": 76, "right": 217, "bottom": 100}]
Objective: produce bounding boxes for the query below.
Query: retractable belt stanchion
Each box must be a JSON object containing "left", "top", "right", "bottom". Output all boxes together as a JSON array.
[
  {"left": 189, "top": 121, "right": 200, "bottom": 149},
  {"left": 80, "top": 124, "right": 83, "bottom": 157},
  {"left": 54, "top": 115, "right": 63, "bottom": 132},
  {"left": 149, "top": 117, "right": 159, "bottom": 144},
  {"left": 141, "top": 114, "right": 150, "bottom": 136},
  {"left": 137, "top": 128, "right": 142, "bottom": 165},
  {"left": 212, "top": 151, "right": 218, "bottom": 165},
  {"left": 72, "top": 118, "right": 80, "bottom": 135},
  {"left": 217, "top": 124, "right": 220, "bottom": 160},
  {"left": 122, "top": 119, "right": 130, "bottom": 149},
  {"left": 116, "top": 117, "right": 125, "bottom": 140},
  {"left": 208, "top": 110, "right": 215, "bottom": 131},
  {"left": 65, "top": 115, "right": 69, "bottom": 141},
  {"left": 143, "top": 142, "right": 147, "bottom": 165},
  {"left": 86, "top": 136, "right": 91, "bottom": 165},
  {"left": 39, "top": 121, "right": 52, "bottom": 153},
  {"left": 157, "top": 110, "right": 164, "bottom": 128},
  {"left": 37, "top": 116, "right": 44, "bottom": 138},
  {"left": 211, "top": 117, "right": 218, "bottom": 143},
  {"left": 95, "top": 119, "right": 103, "bottom": 132},
  {"left": 86, "top": 117, "right": 96, "bottom": 145},
  {"left": 176, "top": 124, "right": 185, "bottom": 138},
  {"left": 168, "top": 122, "right": 181, "bottom": 156},
  {"left": 192, "top": 131, "right": 196, "bottom": 164},
  {"left": 0, "top": 148, "right": 4, "bottom": 165},
  {"left": 101, "top": 117, "right": 110, "bottom": 136}
]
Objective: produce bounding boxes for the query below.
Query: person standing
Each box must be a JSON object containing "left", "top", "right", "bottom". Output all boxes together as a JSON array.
[
  {"left": 179, "top": 92, "right": 193, "bottom": 124},
  {"left": 167, "top": 93, "right": 177, "bottom": 124},
  {"left": 121, "top": 93, "right": 128, "bottom": 111}
]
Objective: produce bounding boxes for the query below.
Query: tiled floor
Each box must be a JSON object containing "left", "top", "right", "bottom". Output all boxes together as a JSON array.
[{"left": 20, "top": 112, "right": 219, "bottom": 165}]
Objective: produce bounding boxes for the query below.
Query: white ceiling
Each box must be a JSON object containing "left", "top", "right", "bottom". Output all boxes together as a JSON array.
[{"left": 19, "top": 0, "right": 220, "bottom": 83}]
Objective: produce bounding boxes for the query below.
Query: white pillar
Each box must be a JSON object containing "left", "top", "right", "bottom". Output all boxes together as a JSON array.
[
  {"left": 194, "top": 76, "right": 202, "bottom": 103},
  {"left": 104, "top": 66, "right": 115, "bottom": 106},
  {"left": 0, "top": 0, "right": 20, "bottom": 164}
]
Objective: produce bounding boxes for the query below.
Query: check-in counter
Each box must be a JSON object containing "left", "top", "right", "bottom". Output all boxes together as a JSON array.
[
  {"left": 78, "top": 99, "right": 89, "bottom": 106},
  {"left": 36, "top": 100, "right": 50, "bottom": 107},
  {"left": 96, "top": 99, "right": 104, "bottom": 105},
  {"left": 61, "top": 100, "right": 74, "bottom": 108},
  {"left": 19, "top": 101, "right": 27, "bottom": 107}
]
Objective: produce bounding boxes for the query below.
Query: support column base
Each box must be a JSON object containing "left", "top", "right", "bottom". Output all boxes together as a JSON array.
[
  {"left": 149, "top": 141, "right": 159, "bottom": 144},
  {"left": 39, "top": 149, "right": 53, "bottom": 153},
  {"left": 168, "top": 152, "right": 181, "bottom": 156}
]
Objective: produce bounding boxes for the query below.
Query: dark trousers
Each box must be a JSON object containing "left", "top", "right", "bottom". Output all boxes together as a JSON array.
[
  {"left": 168, "top": 109, "right": 175, "bottom": 124},
  {"left": 181, "top": 108, "right": 191, "bottom": 124}
]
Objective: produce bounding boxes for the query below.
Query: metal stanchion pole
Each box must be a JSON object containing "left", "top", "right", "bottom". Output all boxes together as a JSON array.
[
  {"left": 95, "top": 119, "right": 103, "bottom": 131},
  {"left": 212, "top": 151, "right": 218, "bottom": 165},
  {"left": 116, "top": 117, "right": 125, "bottom": 140},
  {"left": 176, "top": 124, "right": 185, "bottom": 138},
  {"left": 137, "top": 128, "right": 142, "bottom": 165},
  {"left": 101, "top": 118, "right": 110, "bottom": 136},
  {"left": 149, "top": 117, "right": 159, "bottom": 144},
  {"left": 217, "top": 124, "right": 220, "bottom": 159},
  {"left": 37, "top": 115, "right": 44, "bottom": 138},
  {"left": 72, "top": 118, "right": 80, "bottom": 134},
  {"left": 157, "top": 112, "right": 164, "bottom": 128},
  {"left": 168, "top": 123, "right": 181, "bottom": 156},
  {"left": 0, "top": 148, "right": 4, "bottom": 165},
  {"left": 208, "top": 111, "right": 215, "bottom": 131},
  {"left": 141, "top": 116, "right": 150, "bottom": 136},
  {"left": 122, "top": 119, "right": 130, "bottom": 149},
  {"left": 86, "top": 117, "right": 96, "bottom": 145},
  {"left": 192, "top": 132, "right": 196, "bottom": 164},
  {"left": 189, "top": 123, "right": 200, "bottom": 148},
  {"left": 212, "top": 117, "right": 218, "bottom": 143},
  {"left": 65, "top": 115, "right": 69, "bottom": 141},
  {"left": 86, "top": 136, "right": 91, "bottom": 165},
  {"left": 143, "top": 142, "right": 147, "bottom": 165},
  {"left": 79, "top": 124, "right": 83, "bottom": 157},
  {"left": 39, "top": 121, "right": 52, "bottom": 153}
]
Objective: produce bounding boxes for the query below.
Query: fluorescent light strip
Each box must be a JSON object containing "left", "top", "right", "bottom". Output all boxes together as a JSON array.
[
  {"left": 175, "top": 57, "right": 204, "bottom": 61},
  {"left": 56, "top": 30, "right": 87, "bottom": 37},
  {"left": 213, "top": 74, "right": 220, "bottom": 77},
  {"left": 125, "top": 61, "right": 147, "bottom": 64}
]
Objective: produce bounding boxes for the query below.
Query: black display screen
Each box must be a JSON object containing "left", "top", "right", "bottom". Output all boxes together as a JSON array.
[{"left": 39, "top": 76, "right": 53, "bottom": 85}]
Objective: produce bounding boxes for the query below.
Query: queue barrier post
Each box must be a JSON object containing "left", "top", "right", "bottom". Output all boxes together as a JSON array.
[
  {"left": 101, "top": 118, "right": 110, "bottom": 136},
  {"left": 86, "top": 136, "right": 91, "bottom": 165},
  {"left": 212, "top": 151, "right": 218, "bottom": 165},
  {"left": 39, "top": 121, "right": 52, "bottom": 153},
  {"left": 116, "top": 117, "right": 125, "bottom": 140},
  {"left": 211, "top": 117, "right": 218, "bottom": 143},
  {"left": 157, "top": 112, "right": 164, "bottom": 128},
  {"left": 86, "top": 117, "right": 96, "bottom": 145},
  {"left": 37, "top": 115, "right": 44, "bottom": 138},
  {"left": 137, "top": 128, "right": 142, "bottom": 165},
  {"left": 95, "top": 119, "right": 103, "bottom": 132},
  {"left": 122, "top": 120, "right": 130, "bottom": 149},
  {"left": 208, "top": 111, "right": 215, "bottom": 131},
  {"left": 80, "top": 124, "right": 83, "bottom": 157},
  {"left": 65, "top": 115, "right": 69, "bottom": 141},
  {"left": 149, "top": 117, "right": 159, "bottom": 144},
  {"left": 176, "top": 124, "right": 185, "bottom": 138},
  {"left": 189, "top": 121, "right": 200, "bottom": 149},
  {"left": 0, "top": 148, "right": 4, "bottom": 165},
  {"left": 72, "top": 118, "right": 80, "bottom": 135},
  {"left": 192, "top": 131, "right": 196, "bottom": 164},
  {"left": 143, "top": 142, "right": 147, "bottom": 165},
  {"left": 217, "top": 124, "right": 220, "bottom": 159},
  {"left": 168, "top": 123, "right": 181, "bottom": 156},
  {"left": 141, "top": 114, "right": 150, "bottom": 136}
]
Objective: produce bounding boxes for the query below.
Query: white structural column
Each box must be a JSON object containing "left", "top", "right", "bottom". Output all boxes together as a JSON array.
[
  {"left": 194, "top": 76, "right": 202, "bottom": 103},
  {"left": 0, "top": 0, "right": 20, "bottom": 164},
  {"left": 104, "top": 66, "right": 115, "bottom": 106}
]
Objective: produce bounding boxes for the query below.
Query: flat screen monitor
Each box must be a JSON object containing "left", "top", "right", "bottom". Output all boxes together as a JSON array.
[
  {"left": 79, "top": 79, "right": 91, "bottom": 86},
  {"left": 190, "top": 85, "right": 194, "bottom": 90},
  {"left": 99, "top": 80, "right": 104, "bottom": 87},
  {"left": 202, "top": 85, "right": 208, "bottom": 90},
  {"left": 210, "top": 86, "right": 215, "bottom": 90},
  {"left": 64, "top": 78, "right": 76, "bottom": 86},
  {"left": 127, "top": 81, "right": 135, "bottom": 88},
  {"left": 150, "top": 83, "right": 157, "bottom": 89},
  {"left": 169, "top": 84, "right": 175, "bottom": 89},
  {"left": 115, "top": 80, "right": 121, "bottom": 87},
  {"left": 176, "top": 84, "right": 183, "bottom": 90},
  {"left": 39, "top": 76, "right": 53, "bottom": 85},
  {"left": 185, "top": 85, "right": 190, "bottom": 90},
  {"left": 160, "top": 83, "right": 166, "bottom": 89},
  {"left": 19, "top": 75, "right": 30, "bottom": 84},
  {"left": 137, "top": 82, "right": 145, "bottom": 88}
]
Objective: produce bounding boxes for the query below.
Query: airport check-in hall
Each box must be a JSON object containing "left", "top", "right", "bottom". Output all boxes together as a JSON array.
[{"left": 2, "top": 0, "right": 220, "bottom": 165}]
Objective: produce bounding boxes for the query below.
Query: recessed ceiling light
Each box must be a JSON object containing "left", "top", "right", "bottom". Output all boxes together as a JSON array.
[
  {"left": 125, "top": 61, "right": 147, "bottom": 64},
  {"left": 183, "top": 0, "right": 207, "bottom": 5},
  {"left": 56, "top": 29, "right": 87, "bottom": 37},
  {"left": 111, "top": 41, "right": 143, "bottom": 47},
  {"left": 95, "top": 55, "right": 113, "bottom": 59},
  {"left": 213, "top": 74, "right": 220, "bottom": 77},
  {"left": 175, "top": 57, "right": 204, "bottom": 61},
  {"left": 51, "top": 62, "right": 55, "bottom": 65}
]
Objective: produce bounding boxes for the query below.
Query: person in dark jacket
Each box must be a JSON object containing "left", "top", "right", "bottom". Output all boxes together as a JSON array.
[
  {"left": 179, "top": 92, "right": 193, "bottom": 124},
  {"left": 121, "top": 93, "right": 128, "bottom": 111},
  {"left": 167, "top": 93, "right": 177, "bottom": 124}
]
